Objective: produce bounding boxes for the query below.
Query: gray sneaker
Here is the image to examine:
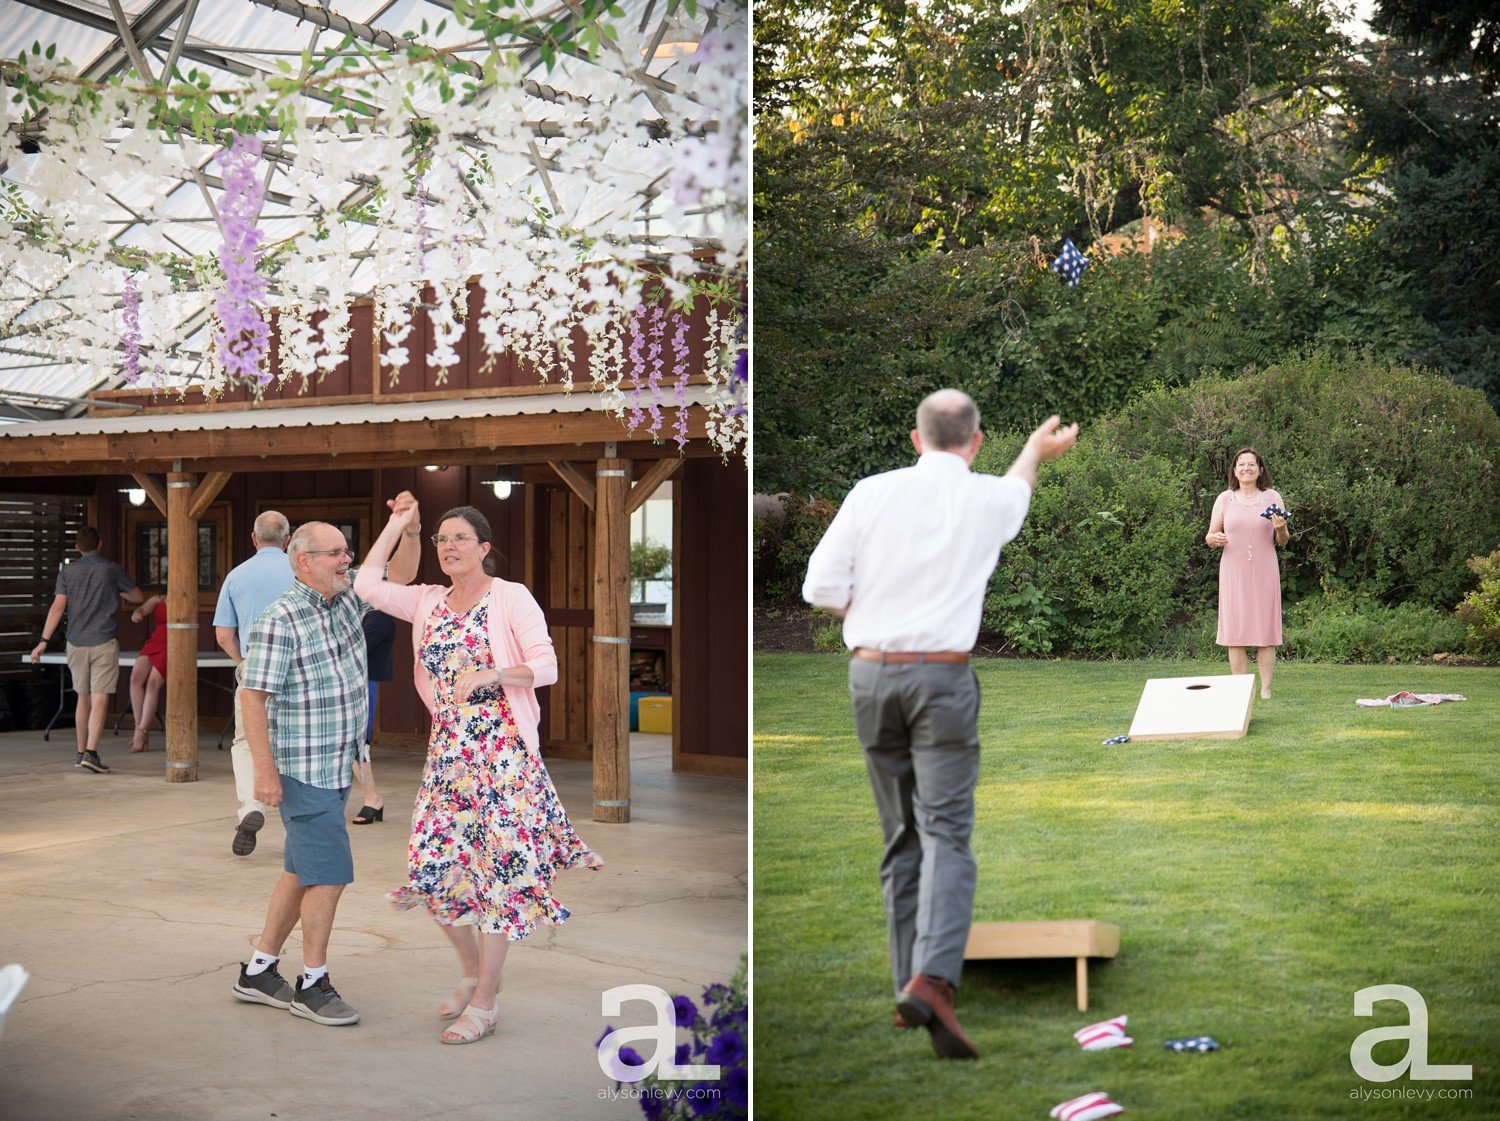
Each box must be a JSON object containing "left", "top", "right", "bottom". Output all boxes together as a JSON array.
[
  {"left": 233, "top": 962, "right": 294, "bottom": 1009},
  {"left": 290, "top": 974, "right": 360, "bottom": 1026}
]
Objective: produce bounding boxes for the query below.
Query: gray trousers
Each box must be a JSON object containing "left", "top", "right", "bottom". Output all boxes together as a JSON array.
[{"left": 849, "top": 658, "right": 981, "bottom": 996}]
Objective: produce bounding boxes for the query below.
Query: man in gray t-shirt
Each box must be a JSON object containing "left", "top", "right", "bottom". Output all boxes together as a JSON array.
[{"left": 30, "top": 527, "right": 144, "bottom": 773}]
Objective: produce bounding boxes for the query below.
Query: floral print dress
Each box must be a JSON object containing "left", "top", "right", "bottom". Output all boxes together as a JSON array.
[{"left": 387, "top": 599, "right": 602, "bottom": 938}]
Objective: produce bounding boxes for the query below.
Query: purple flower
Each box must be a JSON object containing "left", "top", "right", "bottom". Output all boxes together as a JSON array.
[
  {"left": 641, "top": 1093, "right": 667, "bottom": 1121},
  {"left": 672, "top": 994, "right": 698, "bottom": 1028},
  {"left": 701, "top": 983, "right": 730, "bottom": 1006},
  {"left": 120, "top": 271, "right": 142, "bottom": 385},
  {"left": 617, "top": 1045, "right": 645, "bottom": 1068},
  {"left": 675, "top": 1042, "right": 692, "bottom": 1066},
  {"left": 688, "top": 1084, "right": 720, "bottom": 1117},
  {"left": 724, "top": 1066, "right": 749, "bottom": 1112},
  {"left": 705, "top": 1028, "right": 745, "bottom": 1068},
  {"left": 594, "top": 1025, "right": 613, "bottom": 1049},
  {"left": 211, "top": 132, "right": 270, "bottom": 384}
]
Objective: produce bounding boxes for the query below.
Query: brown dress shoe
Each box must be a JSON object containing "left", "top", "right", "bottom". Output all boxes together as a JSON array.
[
  {"left": 896, "top": 974, "right": 979, "bottom": 1060},
  {"left": 893, "top": 1010, "right": 912, "bottom": 1029}
]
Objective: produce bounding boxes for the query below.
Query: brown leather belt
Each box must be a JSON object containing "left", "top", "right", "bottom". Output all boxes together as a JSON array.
[{"left": 852, "top": 648, "right": 970, "bottom": 664}]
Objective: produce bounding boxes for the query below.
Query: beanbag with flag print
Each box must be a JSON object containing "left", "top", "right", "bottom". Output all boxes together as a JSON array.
[
  {"left": 1050, "top": 1092, "right": 1124, "bottom": 1121},
  {"left": 1074, "top": 1014, "right": 1132, "bottom": 1052}
]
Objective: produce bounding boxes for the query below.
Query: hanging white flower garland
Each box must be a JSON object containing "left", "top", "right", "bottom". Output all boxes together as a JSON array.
[{"left": 0, "top": 3, "right": 748, "bottom": 454}]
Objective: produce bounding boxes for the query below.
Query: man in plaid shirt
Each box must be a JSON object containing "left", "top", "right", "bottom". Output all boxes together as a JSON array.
[{"left": 230, "top": 505, "right": 419, "bottom": 1027}]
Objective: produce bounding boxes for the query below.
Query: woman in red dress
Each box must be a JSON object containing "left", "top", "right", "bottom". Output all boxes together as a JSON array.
[{"left": 128, "top": 593, "right": 168, "bottom": 752}]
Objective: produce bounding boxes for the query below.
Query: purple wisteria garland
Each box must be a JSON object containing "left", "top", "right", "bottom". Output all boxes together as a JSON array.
[
  {"left": 120, "top": 271, "right": 142, "bottom": 384},
  {"left": 671, "top": 307, "right": 691, "bottom": 450},
  {"left": 624, "top": 296, "right": 694, "bottom": 444},
  {"left": 211, "top": 133, "right": 270, "bottom": 384}
]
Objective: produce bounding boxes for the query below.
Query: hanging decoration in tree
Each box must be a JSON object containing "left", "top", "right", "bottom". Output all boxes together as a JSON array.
[{"left": 1051, "top": 238, "right": 1091, "bottom": 289}]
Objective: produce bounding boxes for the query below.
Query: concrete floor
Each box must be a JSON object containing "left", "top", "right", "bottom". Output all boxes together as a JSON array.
[{"left": 0, "top": 728, "right": 747, "bottom": 1121}]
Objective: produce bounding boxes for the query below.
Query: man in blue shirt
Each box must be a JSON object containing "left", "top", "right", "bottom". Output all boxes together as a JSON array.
[
  {"left": 30, "top": 527, "right": 145, "bottom": 773},
  {"left": 214, "top": 511, "right": 294, "bottom": 856}
]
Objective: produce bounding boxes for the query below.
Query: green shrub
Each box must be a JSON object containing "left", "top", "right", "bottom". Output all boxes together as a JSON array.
[
  {"left": 974, "top": 435, "right": 1199, "bottom": 656},
  {"left": 1455, "top": 549, "right": 1500, "bottom": 658},
  {"left": 753, "top": 495, "right": 840, "bottom": 606},
  {"left": 1281, "top": 593, "right": 1468, "bottom": 663},
  {"left": 1096, "top": 349, "right": 1500, "bottom": 610}
]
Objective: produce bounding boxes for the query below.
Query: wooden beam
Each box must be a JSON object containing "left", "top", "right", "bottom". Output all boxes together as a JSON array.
[
  {"left": 130, "top": 473, "right": 167, "bottom": 516},
  {"left": 591, "top": 458, "right": 631, "bottom": 823},
  {"left": 625, "top": 457, "right": 681, "bottom": 516},
  {"left": 0, "top": 408, "right": 714, "bottom": 472},
  {"left": 548, "top": 460, "right": 596, "bottom": 510},
  {"left": 187, "top": 470, "right": 233, "bottom": 520},
  {"left": 165, "top": 472, "right": 200, "bottom": 783}
]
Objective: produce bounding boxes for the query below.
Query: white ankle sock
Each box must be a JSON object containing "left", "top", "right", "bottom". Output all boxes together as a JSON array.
[
  {"left": 245, "top": 950, "right": 278, "bottom": 976},
  {"left": 303, "top": 963, "right": 328, "bottom": 986}
]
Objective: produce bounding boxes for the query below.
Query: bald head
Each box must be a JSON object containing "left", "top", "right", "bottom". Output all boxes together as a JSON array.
[
  {"left": 916, "top": 389, "right": 980, "bottom": 452},
  {"left": 253, "top": 510, "right": 290, "bottom": 548}
]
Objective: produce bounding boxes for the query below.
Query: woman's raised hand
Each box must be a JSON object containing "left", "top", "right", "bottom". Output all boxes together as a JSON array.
[{"left": 386, "top": 490, "right": 420, "bottom": 531}]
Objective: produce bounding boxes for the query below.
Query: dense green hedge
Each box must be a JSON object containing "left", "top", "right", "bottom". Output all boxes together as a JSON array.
[
  {"left": 974, "top": 439, "right": 1198, "bottom": 656},
  {"left": 1088, "top": 350, "right": 1500, "bottom": 610},
  {"left": 756, "top": 352, "right": 1499, "bottom": 662},
  {"left": 974, "top": 351, "right": 1498, "bottom": 657}
]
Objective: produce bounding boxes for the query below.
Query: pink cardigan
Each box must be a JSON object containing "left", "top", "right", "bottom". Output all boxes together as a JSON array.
[{"left": 353, "top": 571, "right": 558, "bottom": 754}]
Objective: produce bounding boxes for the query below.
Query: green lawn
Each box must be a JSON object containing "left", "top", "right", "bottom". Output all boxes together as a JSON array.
[{"left": 754, "top": 655, "right": 1499, "bottom": 1120}]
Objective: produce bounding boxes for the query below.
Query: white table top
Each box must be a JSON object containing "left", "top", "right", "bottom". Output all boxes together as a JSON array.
[{"left": 22, "top": 650, "right": 238, "bottom": 669}]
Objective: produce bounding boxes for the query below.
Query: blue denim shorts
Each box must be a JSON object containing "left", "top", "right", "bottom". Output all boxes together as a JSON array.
[{"left": 278, "top": 775, "right": 353, "bottom": 886}]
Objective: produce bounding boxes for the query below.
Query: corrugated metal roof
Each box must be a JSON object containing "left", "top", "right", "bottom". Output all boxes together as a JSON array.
[{"left": 0, "top": 383, "right": 712, "bottom": 441}]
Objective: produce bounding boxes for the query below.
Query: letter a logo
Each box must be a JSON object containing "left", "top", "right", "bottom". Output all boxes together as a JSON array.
[
  {"left": 598, "top": 984, "right": 722, "bottom": 1083},
  {"left": 1351, "top": 984, "right": 1471, "bottom": 1082}
]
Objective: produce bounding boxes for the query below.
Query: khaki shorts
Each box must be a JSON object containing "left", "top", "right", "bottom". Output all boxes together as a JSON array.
[{"left": 66, "top": 640, "right": 120, "bottom": 695}]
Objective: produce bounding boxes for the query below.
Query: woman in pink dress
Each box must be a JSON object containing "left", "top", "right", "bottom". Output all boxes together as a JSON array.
[
  {"left": 1205, "top": 447, "right": 1290, "bottom": 698},
  {"left": 355, "top": 495, "right": 601, "bottom": 1046}
]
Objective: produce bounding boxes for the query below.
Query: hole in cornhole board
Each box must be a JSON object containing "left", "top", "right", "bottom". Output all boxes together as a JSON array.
[{"left": 1128, "top": 674, "right": 1256, "bottom": 741}]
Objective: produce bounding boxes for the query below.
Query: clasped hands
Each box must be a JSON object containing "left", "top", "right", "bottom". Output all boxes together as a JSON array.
[{"left": 387, "top": 490, "right": 421, "bottom": 533}]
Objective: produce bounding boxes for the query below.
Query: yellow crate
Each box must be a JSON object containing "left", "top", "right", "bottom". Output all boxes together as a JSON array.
[{"left": 638, "top": 695, "right": 673, "bottom": 734}]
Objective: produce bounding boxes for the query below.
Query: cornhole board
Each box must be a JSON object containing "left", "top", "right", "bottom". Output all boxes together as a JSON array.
[
  {"left": 1128, "top": 673, "right": 1255, "bottom": 741},
  {"left": 963, "top": 921, "right": 1119, "bottom": 1011}
]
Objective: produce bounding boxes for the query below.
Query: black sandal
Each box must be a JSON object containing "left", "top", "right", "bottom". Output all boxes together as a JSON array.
[{"left": 352, "top": 805, "right": 384, "bottom": 825}]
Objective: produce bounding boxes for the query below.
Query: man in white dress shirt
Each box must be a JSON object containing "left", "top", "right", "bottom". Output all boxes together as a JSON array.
[{"left": 803, "top": 388, "right": 1077, "bottom": 1060}]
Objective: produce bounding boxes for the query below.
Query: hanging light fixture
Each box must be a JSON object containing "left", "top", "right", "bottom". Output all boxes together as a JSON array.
[
  {"left": 119, "top": 487, "right": 147, "bottom": 507},
  {"left": 482, "top": 466, "right": 525, "bottom": 501}
]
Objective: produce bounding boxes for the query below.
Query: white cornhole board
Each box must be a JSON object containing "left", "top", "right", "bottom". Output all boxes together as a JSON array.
[{"left": 1128, "top": 674, "right": 1255, "bottom": 740}]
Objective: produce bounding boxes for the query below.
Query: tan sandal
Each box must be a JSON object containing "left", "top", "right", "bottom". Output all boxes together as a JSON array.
[
  {"left": 438, "top": 976, "right": 479, "bottom": 1021},
  {"left": 440, "top": 1000, "right": 498, "bottom": 1045}
]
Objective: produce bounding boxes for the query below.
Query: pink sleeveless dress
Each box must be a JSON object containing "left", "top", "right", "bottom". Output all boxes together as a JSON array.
[{"left": 1216, "top": 488, "right": 1283, "bottom": 647}]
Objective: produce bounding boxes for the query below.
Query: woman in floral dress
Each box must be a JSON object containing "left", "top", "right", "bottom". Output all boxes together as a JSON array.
[{"left": 357, "top": 497, "right": 601, "bottom": 1045}]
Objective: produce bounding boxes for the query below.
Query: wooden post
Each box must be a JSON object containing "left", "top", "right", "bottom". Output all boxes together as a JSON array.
[
  {"left": 165, "top": 472, "right": 199, "bottom": 782},
  {"left": 591, "top": 457, "right": 631, "bottom": 823}
]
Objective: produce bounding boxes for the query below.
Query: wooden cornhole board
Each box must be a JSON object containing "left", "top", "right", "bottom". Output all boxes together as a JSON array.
[
  {"left": 1128, "top": 673, "right": 1255, "bottom": 741},
  {"left": 963, "top": 921, "right": 1119, "bottom": 1011}
]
